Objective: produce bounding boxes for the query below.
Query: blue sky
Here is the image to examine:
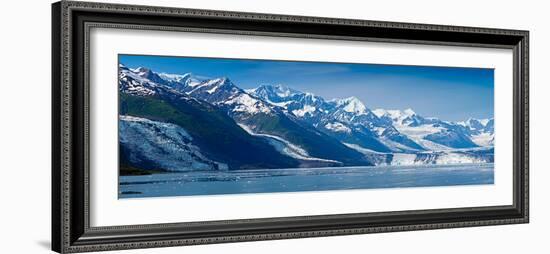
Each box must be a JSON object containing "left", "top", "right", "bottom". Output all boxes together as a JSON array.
[{"left": 119, "top": 54, "right": 494, "bottom": 121}]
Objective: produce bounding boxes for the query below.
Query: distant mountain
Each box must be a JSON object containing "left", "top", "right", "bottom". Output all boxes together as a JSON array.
[
  {"left": 249, "top": 85, "right": 424, "bottom": 153},
  {"left": 459, "top": 118, "right": 495, "bottom": 146},
  {"left": 249, "top": 84, "right": 329, "bottom": 120},
  {"left": 118, "top": 64, "right": 494, "bottom": 170},
  {"left": 373, "top": 108, "right": 481, "bottom": 149}
]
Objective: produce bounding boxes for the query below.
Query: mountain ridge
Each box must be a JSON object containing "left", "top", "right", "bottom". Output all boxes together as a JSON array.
[{"left": 118, "top": 64, "right": 494, "bottom": 172}]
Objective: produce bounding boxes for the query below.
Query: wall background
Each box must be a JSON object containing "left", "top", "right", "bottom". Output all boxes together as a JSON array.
[{"left": 0, "top": 0, "right": 546, "bottom": 253}]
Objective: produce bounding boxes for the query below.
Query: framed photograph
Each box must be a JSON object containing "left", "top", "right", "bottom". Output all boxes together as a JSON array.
[{"left": 52, "top": 1, "right": 529, "bottom": 253}]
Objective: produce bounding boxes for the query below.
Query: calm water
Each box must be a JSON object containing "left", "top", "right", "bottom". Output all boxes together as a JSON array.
[{"left": 119, "top": 163, "right": 494, "bottom": 198}]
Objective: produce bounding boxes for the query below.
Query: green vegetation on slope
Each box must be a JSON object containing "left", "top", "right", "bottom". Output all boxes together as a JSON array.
[{"left": 119, "top": 93, "right": 299, "bottom": 170}]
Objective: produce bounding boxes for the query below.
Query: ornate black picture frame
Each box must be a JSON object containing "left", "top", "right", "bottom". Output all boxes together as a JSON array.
[{"left": 52, "top": 1, "right": 529, "bottom": 253}]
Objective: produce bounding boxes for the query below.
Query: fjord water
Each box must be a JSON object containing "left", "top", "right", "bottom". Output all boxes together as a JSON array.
[{"left": 119, "top": 163, "right": 494, "bottom": 198}]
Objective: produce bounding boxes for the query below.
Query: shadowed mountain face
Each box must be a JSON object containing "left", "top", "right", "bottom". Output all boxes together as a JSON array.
[
  {"left": 118, "top": 64, "right": 494, "bottom": 173},
  {"left": 119, "top": 68, "right": 301, "bottom": 171}
]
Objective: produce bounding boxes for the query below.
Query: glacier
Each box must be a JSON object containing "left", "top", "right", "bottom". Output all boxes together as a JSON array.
[
  {"left": 237, "top": 123, "right": 342, "bottom": 165},
  {"left": 119, "top": 115, "right": 228, "bottom": 172}
]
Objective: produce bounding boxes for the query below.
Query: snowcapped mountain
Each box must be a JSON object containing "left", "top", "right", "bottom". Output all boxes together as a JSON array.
[
  {"left": 250, "top": 84, "right": 493, "bottom": 164},
  {"left": 118, "top": 64, "right": 494, "bottom": 168},
  {"left": 373, "top": 108, "right": 424, "bottom": 126},
  {"left": 248, "top": 84, "right": 330, "bottom": 120},
  {"left": 335, "top": 97, "right": 368, "bottom": 114},
  {"left": 250, "top": 85, "right": 424, "bottom": 153},
  {"left": 330, "top": 97, "right": 377, "bottom": 125},
  {"left": 118, "top": 65, "right": 161, "bottom": 96},
  {"left": 157, "top": 72, "right": 192, "bottom": 83},
  {"left": 183, "top": 77, "right": 275, "bottom": 116},
  {"left": 459, "top": 118, "right": 495, "bottom": 146},
  {"left": 246, "top": 84, "right": 301, "bottom": 105},
  {"left": 118, "top": 65, "right": 306, "bottom": 171},
  {"left": 131, "top": 67, "right": 169, "bottom": 86},
  {"left": 138, "top": 71, "right": 371, "bottom": 166},
  {"left": 325, "top": 97, "right": 425, "bottom": 153},
  {"left": 118, "top": 64, "right": 372, "bottom": 169},
  {"left": 373, "top": 108, "right": 481, "bottom": 150}
]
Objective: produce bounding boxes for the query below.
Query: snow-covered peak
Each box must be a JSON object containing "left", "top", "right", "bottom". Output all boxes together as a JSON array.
[
  {"left": 470, "top": 118, "right": 491, "bottom": 126},
  {"left": 479, "top": 118, "right": 490, "bottom": 126},
  {"left": 133, "top": 67, "right": 152, "bottom": 76},
  {"left": 337, "top": 97, "right": 367, "bottom": 114},
  {"left": 224, "top": 93, "right": 272, "bottom": 114},
  {"left": 204, "top": 77, "right": 227, "bottom": 86},
  {"left": 158, "top": 72, "right": 192, "bottom": 83},
  {"left": 372, "top": 108, "right": 433, "bottom": 129},
  {"left": 463, "top": 118, "right": 483, "bottom": 129},
  {"left": 217, "top": 77, "right": 232, "bottom": 86},
  {"left": 403, "top": 108, "right": 416, "bottom": 116},
  {"left": 372, "top": 109, "right": 387, "bottom": 118},
  {"left": 185, "top": 76, "right": 238, "bottom": 96},
  {"left": 374, "top": 108, "right": 416, "bottom": 121},
  {"left": 206, "top": 77, "right": 233, "bottom": 94},
  {"left": 119, "top": 65, "right": 161, "bottom": 96},
  {"left": 133, "top": 66, "right": 148, "bottom": 72},
  {"left": 250, "top": 84, "right": 300, "bottom": 101},
  {"left": 460, "top": 118, "right": 494, "bottom": 136},
  {"left": 461, "top": 118, "right": 492, "bottom": 129},
  {"left": 126, "top": 66, "right": 170, "bottom": 86},
  {"left": 461, "top": 118, "right": 494, "bottom": 146},
  {"left": 273, "top": 84, "right": 298, "bottom": 97},
  {"left": 210, "top": 77, "right": 231, "bottom": 88}
]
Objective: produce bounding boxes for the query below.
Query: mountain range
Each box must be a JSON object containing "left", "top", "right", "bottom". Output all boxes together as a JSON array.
[{"left": 118, "top": 64, "right": 494, "bottom": 173}]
